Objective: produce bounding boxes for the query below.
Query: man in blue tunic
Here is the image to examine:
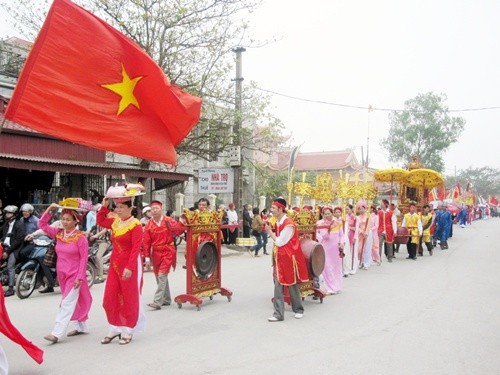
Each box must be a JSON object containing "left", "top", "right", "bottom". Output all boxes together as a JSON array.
[{"left": 435, "top": 204, "right": 452, "bottom": 249}]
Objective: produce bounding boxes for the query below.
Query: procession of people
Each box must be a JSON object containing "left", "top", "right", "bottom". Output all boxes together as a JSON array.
[{"left": 0, "top": 184, "right": 491, "bottom": 374}]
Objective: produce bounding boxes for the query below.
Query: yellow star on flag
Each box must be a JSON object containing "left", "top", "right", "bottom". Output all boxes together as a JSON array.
[{"left": 101, "top": 64, "right": 143, "bottom": 115}]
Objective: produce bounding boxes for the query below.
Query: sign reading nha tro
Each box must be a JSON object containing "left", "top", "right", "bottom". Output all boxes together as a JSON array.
[{"left": 198, "top": 168, "right": 234, "bottom": 193}]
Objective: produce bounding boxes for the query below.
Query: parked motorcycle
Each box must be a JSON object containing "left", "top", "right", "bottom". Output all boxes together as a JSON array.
[
  {"left": 89, "top": 240, "right": 112, "bottom": 275},
  {"left": 86, "top": 245, "right": 98, "bottom": 288},
  {"left": 15, "top": 236, "right": 97, "bottom": 299},
  {"left": 15, "top": 236, "right": 57, "bottom": 299}
]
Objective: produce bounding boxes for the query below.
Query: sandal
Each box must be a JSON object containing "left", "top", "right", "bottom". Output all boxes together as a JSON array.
[
  {"left": 119, "top": 336, "right": 133, "bottom": 345},
  {"left": 67, "top": 330, "right": 86, "bottom": 337},
  {"left": 101, "top": 333, "right": 121, "bottom": 344}
]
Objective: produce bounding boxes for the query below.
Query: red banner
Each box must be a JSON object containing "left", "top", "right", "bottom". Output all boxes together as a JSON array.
[
  {"left": 4, "top": 0, "right": 201, "bottom": 165},
  {"left": 0, "top": 288, "right": 44, "bottom": 364}
]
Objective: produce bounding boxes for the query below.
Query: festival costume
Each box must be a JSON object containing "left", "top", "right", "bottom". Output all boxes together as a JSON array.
[
  {"left": 402, "top": 213, "right": 422, "bottom": 259},
  {"left": 354, "top": 213, "right": 373, "bottom": 269},
  {"left": 272, "top": 216, "right": 309, "bottom": 286},
  {"left": 316, "top": 218, "right": 344, "bottom": 294},
  {"left": 346, "top": 213, "right": 357, "bottom": 274},
  {"left": 143, "top": 215, "right": 185, "bottom": 306},
  {"left": 270, "top": 215, "right": 308, "bottom": 321},
  {"left": 97, "top": 207, "right": 145, "bottom": 333},
  {"left": 39, "top": 212, "right": 92, "bottom": 339},
  {"left": 435, "top": 209, "right": 452, "bottom": 249},
  {"left": 370, "top": 213, "right": 380, "bottom": 264},
  {"left": 341, "top": 220, "right": 352, "bottom": 276},
  {"left": 419, "top": 212, "right": 434, "bottom": 254},
  {"left": 377, "top": 208, "right": 397, "bottom": 261}
]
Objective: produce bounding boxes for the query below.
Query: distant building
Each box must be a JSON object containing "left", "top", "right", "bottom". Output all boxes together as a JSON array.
[{"left": 256, "top": 146, "right": 375, "bottom": 181}]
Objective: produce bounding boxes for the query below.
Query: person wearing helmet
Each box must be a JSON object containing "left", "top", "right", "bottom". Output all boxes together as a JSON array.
[
  {"left": 1, "top": 205, "right": 26, "bottom": 297},
  {"left": 19, "top": 203, "right": 40, "bottom": 262},
  {"left": 140, "top": 205, "right": 152, "bottom": 226}
]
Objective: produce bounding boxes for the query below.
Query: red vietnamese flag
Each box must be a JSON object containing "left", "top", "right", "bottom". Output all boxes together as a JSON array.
[{"left": 4, "top": 0, "right": 202, "bottom": 165}]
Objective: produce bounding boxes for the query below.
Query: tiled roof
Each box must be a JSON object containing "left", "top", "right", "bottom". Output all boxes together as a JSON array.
[
  {"left": 260, "top": 148, "right": 361, "bottom": 172},
  {"left": 3, "top": 37, "right": 33, "bottom": 49},
  {"left": 294, "top": 150, "right": 359, "bottom": 171}
]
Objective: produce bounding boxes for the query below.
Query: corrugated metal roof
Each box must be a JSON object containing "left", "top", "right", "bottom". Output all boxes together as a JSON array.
[
  {"left": 0, "top": 153, "right": 191, "bottom": 181},
  {"left": 1, "top": 114, "right": 47, "bottom": 134}
]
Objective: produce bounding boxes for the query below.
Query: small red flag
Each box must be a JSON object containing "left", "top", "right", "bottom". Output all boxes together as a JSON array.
[
  {"left": 489, "top": 195, "right": 499, "bottom": 207},
  {"left": 427, "top": 187, "right": 438, "bottom": 202},
  {"left": 4, "top": 0, "right": 201, "bottom": 165},
  {"left": 453, "top": 182, "right": 462, "bottom": 199},
  {"left": 437, "top": 184, "right": 446, "bottom": 201},
  {"left": 0, "top": 288, "right": 44, "bottom": 364}
]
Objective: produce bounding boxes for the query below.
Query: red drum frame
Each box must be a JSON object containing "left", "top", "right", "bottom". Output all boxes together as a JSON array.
[{"left": 174, "top": 211, "right": 232, "bottom": 310}]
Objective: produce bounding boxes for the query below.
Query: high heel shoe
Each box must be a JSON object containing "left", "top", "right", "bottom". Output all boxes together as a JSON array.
[
  {"left": 101, "top": 333, "right": 121, "bottom": 344},
  {"left": 119, "top": 335, "right": 133, "bottom": 345}
]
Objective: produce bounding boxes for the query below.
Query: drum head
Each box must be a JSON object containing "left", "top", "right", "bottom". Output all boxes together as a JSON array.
[
  {"left": 195, "top": 241, "right": 218, "bottom": 280},
  {"left": 309, "top": 243, "right": 325, "bottom": 277}
]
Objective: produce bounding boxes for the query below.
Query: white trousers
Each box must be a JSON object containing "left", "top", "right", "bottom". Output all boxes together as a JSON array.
[
  {"left": 51, "top": 287, "right": 88, "bottom": 339},
  {"left": 0, "top": 341, "right": 8, "bottom": 375}
]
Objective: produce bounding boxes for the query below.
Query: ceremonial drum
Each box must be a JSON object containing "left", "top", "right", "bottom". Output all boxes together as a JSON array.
[
  {"left": 300, "top": 238, "right": 325, "bottom": 280},
  {"left": 195, "top": 241, "right": 218, "bottom": 280},
  {"left": 394, "top": 227, "right": 410, "bottom": 244}
]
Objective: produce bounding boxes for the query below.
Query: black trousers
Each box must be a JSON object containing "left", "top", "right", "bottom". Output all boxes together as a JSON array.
[{"left": 407, "top": 240, "right": 417, "bottom": 259}]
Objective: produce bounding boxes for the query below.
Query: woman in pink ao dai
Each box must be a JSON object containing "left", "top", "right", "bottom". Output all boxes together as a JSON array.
[{"left": 316, "top": 206, "right": 345, "bottom": 295}]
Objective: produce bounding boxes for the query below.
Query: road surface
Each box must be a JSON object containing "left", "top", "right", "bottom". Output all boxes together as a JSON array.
[{"left": 2, "top": 218, "right": 500, "bottom": 374}]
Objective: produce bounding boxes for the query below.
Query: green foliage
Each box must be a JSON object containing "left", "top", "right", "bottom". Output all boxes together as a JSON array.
[
  {"left": 254, "top": 168, "right": 289, "bottom": 205},
  {"left": 445, "top": 166, "right": 500, "bottom": 197},
  {"left": 381, "top": 92, "right": 465, "bottom": 173}
]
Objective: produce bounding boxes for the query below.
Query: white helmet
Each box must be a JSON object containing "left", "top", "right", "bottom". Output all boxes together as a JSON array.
[
  {"left": 142, "top": 206, "right": 151, "bottom": 214},
  {"left": 20, "top": 203, "right": 34, "bottom": 213},
  {"left": 3, "top": 205, "right": 18, "bottom": 214}
]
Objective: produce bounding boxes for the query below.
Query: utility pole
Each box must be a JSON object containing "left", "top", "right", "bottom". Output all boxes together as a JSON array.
[{"left": 231, "top": 47, "right": 245, "bottom": 223}]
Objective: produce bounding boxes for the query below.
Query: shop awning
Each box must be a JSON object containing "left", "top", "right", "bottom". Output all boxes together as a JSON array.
[{"left": 0, "top": 153, "right": 191, "bottom": 182}]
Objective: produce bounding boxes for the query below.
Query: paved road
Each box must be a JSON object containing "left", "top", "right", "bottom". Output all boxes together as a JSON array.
[{"left": 3, "top": 219, "right": 500, "bottom": 375}]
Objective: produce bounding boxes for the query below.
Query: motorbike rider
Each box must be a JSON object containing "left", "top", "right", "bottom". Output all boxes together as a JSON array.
[
  {"left": 26, "top": 220, "right": 63, "bottom": 294},
  {"left": 140, "top": 205, "right": 152, "bottom": 226},
  {"left": 18, "top": 203, "right": 40, "bottom": 262},
  {"left": 1, "top": 205, "right": 26, "bottom": 297}
]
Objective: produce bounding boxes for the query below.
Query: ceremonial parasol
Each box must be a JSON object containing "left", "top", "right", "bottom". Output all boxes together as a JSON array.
[
  {"left": 404, "top": 168, "right": 444, "bottom": 205},
  {"left": 373, "top": 168, "right": 409, "bottom": 203},
  {"left": 404, "top": 168, "right": 444, "bottom": 189}
]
